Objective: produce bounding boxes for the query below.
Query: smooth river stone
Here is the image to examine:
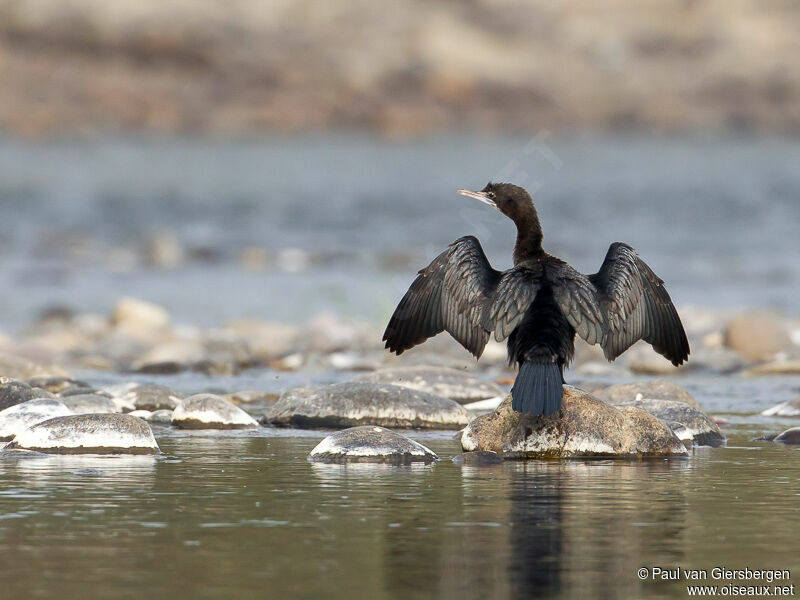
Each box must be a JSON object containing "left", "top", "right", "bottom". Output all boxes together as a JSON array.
[
  {"left": 104, "top": 382, "right": 182, "bottom": 411},
  {"left": 773, "top": 427, "right": 800, "bottom": 445},
  {"left": 602, "top": 397, "right": 725, "bottom": 447},
  {"left": 267, "top": 382, "right": 473, "bottom": 429},
  {"left": 172, "top": 394, "right": 259, "bottom": 430},
  {"left": 761, "top": 397, "right": 800, "bottom": 417},
  {"left": 26, "top": 376, "right": 91, "bottom": 395},
  {"left": 309, "top": 426, "right": 437, "bottom": 463},
  {"left": 599, "top": 380, "right": 702, "bottom": 409},
  {"left": 61, "top": 394, "right": 125, "bottom": 415},
  {"left": 3, "top": 414, "right": 160, "bottom": 455},
  {"left": 0, "top": 398, "right": 72, "bottom": 441},
  {"left": 461, "top": 387, "right": 688, "bottom": 459},
  {"left": 355, "top": 366, "right": 505, "bottom": 403}
]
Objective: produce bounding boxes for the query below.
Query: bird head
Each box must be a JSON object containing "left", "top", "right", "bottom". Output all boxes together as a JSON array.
[{"left": 457, "top": 182, "right": 535, "bottom": 223}]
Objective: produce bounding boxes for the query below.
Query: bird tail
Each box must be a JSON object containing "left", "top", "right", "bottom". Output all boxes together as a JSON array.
[{"left": 511, "top": 361, "right": 563, "bottom": 416}]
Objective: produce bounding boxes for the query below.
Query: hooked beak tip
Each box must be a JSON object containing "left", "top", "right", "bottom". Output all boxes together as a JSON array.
[{"left": 457, "top": 188, "right": 496, "bottom": 208}]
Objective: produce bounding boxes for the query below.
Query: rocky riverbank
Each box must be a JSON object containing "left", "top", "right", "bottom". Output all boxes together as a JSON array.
[
  {"left": 2, "top": 1, "right": 800, "bottom": 136},
  {"left": 1, "top": 296, "right": 799, "bottom": 458}
]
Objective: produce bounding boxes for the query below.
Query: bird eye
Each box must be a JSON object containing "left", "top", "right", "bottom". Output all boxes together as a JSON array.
[{"left": 486, "top": 191, "right": 496, "bottom": 199}]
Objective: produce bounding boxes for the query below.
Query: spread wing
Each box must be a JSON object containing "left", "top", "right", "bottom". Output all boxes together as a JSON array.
[
  {"left": 588, "top": 243, "right": 690, "bottom": 365},
  {"left": 383, "top": 237, "right": 542, "bottom": 358}
]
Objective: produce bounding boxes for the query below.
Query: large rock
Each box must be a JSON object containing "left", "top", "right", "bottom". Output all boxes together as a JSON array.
[
  {"left": 602, "top": 397, "right": 724, "bottom": 447},
  {"left": 724, "top": 311, "right": 791, "bottom": 361},
  {"left": 461, "top": 387, "right": 688, "bottom": 458},
  {"left": 599, "top": 380, "right": 701, "bottom": 409},
  {"left": 171, "top": 394, "right": 259, "bottom": 430},
  {"left": 0, "top": 379, "right": 43, "bottom": 411},
  {"left": 761, "top": 397, "right": 800, "bottom": 417},
  {"left": 355, "top": 366, "right": 505, "bottom": 404},
  {"left": 3, "top": 414, "right": 159, "bottom": 455},
  {"left": 0, "top": 398, "right": 72, "bottom": 441},
  {"left": 61, "top": 394, "right": 125, "bottom": 415},
  {"left": 104, "top": 383, "right": 182, "bottom": 411},
  {"left": 309, "top": 426, "right": 437, "bottom": 463},
  {"left": 267, "top": 382, "right": 473, "bottom": 429}
]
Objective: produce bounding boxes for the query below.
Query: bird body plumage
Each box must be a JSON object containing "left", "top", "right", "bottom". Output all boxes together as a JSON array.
[{"left": 383, "top": 183, "right": 689, "bottom": 416}]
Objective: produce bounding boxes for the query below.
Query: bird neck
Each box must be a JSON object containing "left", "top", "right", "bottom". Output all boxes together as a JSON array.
[{"left": 512, "top": 211, "right": 544, "bottom": 264}]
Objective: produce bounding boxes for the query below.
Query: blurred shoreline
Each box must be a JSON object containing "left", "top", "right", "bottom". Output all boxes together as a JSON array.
[{"left": 2, "top": 1, "right": 800, "bottom": 137}]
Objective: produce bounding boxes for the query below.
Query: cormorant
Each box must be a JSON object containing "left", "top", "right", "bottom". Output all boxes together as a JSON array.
[{"left": 382, "top": 183, "right": 690, "bottom": 416}]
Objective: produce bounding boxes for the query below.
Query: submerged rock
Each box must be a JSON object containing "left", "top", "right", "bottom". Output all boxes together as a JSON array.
[
  {"left": 0, "top": 379, "right": 43, "bottom": 411},
  {"left": 603, "top": 397, "right": 724, "bottom": 446},
  {"left": 355, "top": 366, "right": 505, "bottom": 404},
  {"left": 172, "top": 394, "right": 259, "bottom": 430},
  {"left": 0, "top": 398, "right": 72, "bottom": 441},
  {"left": 452, "top": 451, "right": 505, "bottom": 466},
  {"left": 599, "top": 380, "right": 701, "bottom": 409},
  {"left": 761, "top": 397, "right": 800, "bottom": 417},
  {"left": 309, "top": 426, "right": 437, "bottom": 463},
  {"left": 104, "top": 383, "right": 182, "bottom": 412},
  {"left": 3, "top": 414, "right": 159, "bottom": 455},
  {"left": 461, "top": 388, "right": 688, "bottom": 458},
  {"left": 773, "top": 428, "right": 800, "bottom": 445},
  {"left": 61, "top": 394, "right": 124, "bottom": 415},
  {"left": 267, "top": 382, "right": 473, "bottom": 429}
]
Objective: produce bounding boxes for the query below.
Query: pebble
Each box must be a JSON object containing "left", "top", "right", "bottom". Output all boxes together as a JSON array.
[
  {"left": 3, "top": 413, "right": 160, "bottom": 455},
  {"left": 599, "top": 380, "right": 701, "bottom": 409},
  {"left": 0, "top": 379, "right": 47, "bottom": 411},
  {"left": 266, "top": 382, "right": 474, "bottom": 429},
  {"left": 308, "top": 426, "right": 437, "bottom": 463},
  {"left": 172, "top": 394, "right": 259, "bottom": 430},
  {"left": 0, "top": 398, "right": 72, "bottom": 441},
  {"left": 461, "top": 387, "right": 688, "bottom": 458},
  {"left": 773, "top": 427, "right": 800, "bottom": 444},
  {"left": 355, "top": 365, "right": 505, "bottom": 404},
  {"left": 26, "top": 376, "right": 91, "bottom": 395}
]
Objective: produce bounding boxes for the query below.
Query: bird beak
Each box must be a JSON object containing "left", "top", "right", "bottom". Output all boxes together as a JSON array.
[{"left": 458, "top": 189, "right": 496, "bottom": 208}]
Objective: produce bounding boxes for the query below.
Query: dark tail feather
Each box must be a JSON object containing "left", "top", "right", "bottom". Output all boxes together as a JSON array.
[{"left": 511, "top": 362, "right": 563, "bottom": 416}]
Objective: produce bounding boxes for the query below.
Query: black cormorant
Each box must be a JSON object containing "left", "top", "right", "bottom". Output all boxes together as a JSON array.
[{"left": 383, "top": 183, "right": 690, "bottom": 416}]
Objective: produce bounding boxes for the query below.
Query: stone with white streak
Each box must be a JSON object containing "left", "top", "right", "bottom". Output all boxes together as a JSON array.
[
  {"left": 172, "top": 394, "right": 258, "bottom": 430},
  {"left": 761, "top": 397, "right": 800, "bottom": 417},
  {"left": 3, "top": 414, "right": 159, "bottom": 454},
  {"left": 461, "top": 387, "right": 688, "bottom": 458},
  {"left": 0, "top": 398, "right": 72, "bottom": 441},
  {"left": 267, "top": 382, "right": 473, "bottom": 429},
  {"left": 309, "top": 426, "right": 437, "bottom": 463},
  {"left": 355, "top": 366, "right": 505, "bottom": 404}
]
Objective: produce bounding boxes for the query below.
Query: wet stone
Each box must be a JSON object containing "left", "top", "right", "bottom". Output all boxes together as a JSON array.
[
  {"left": 61, "top": 394, "right": 125, "bottom": 415},
  {"left": 461, "top": 387, "right": 688, "bottom": 459},
  {"left": 172, "top": 394, "right": 259, "bottom": 430},
  {"left": 602, "top": 397, "right": 725, "bottom": 447},
  {"left": 773, "top": 428, "right": 800, "bottom": 445},
  {"left": 224, "top": 390, "right": 279, "bottom": 406},
  {"left": 26, "top": 376, "right": 91, "bottom": 395},
  {"left": 148, "top": 409, "right": 175, "bottom": 425},
  {"left": 761, "top": 397, "right": 800, "bottom": 417},
  {"left": 0, "top": 398, "right": 72, "bottom": 441},
  {"left": 452, "top": 451, "right": 505, "bottom": 466},
  {"left": 266, "top": 382, "right": 474, "bottom": 430},
  {"left": 308, "top": 426, "right": 437, "bottom": 464},
  {"left": 104, "top": 383, "right": 182, "bottom": 412},
  {"left": 3, "top": 413, "right": 160, "bottom": 455},
  {"left": 355, "top": 365, "right": 505, "bottom": 404},
  {"left": 599, "top": 380, "right": 702, "bottom": 409}
]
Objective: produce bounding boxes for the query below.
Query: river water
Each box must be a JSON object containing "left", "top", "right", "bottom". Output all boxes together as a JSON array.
[{"left": 1, "top": 135, "right": 799, "bottom": 598}]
